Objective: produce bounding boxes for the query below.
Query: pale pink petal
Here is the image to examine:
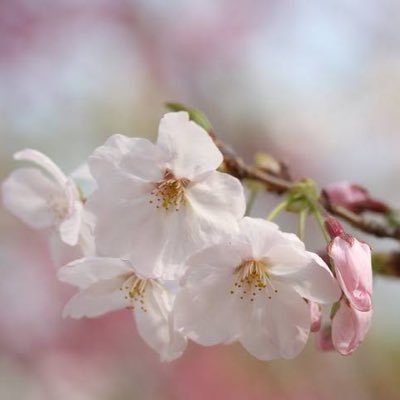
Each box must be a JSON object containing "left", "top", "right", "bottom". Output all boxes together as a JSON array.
[
  {"left": 157, "top": 112, "right": 223, "bottom": 179},
  {"left": 329, "top": 236, "right": 373, "bottom": 311},
  {"left": 91, "top": 170, "right": 245, "bottom": 279},
  {"left": 89, "top": 134, "right": 165, "bottom": 183},
  {"left": 86, "top": 170, "right": 160, "bottom": 255},
  {"left": 182, "top": 241, "right": 250, "bottom": 281},
  {"left": 239, "top": 284, "right": 310, "bottom": 360},
  {"left": 239, "top": 217, "right": 302, "bottom": 258},
  {"left": 58, "top": 200, "right": 82, "bottom": 246},
  {"left": 187, "top": 172, "right": 246, "bottom": 227},
  {"left": 78, "top": 209, "right": 96, "bottom": 256},
  {"left": 58, "top": 257, "right": 133, "bottom": 289},
  {"left": 170, "top": 170, "right": 245, "bottom": 252},
  {"left": 2, "top": 168, "right": 59, "bottom": 229},
  {"left": 88, "top": 134, "right": 138, "bottom": 180},
  {"left": 134, "top": 283, "right": 187, "bottom": 362},
  {"left": 268, "top": 247, "right": 341, "bottom": 304},
  {"left": 118, "top": 140, "right": 167, "bottom": 182},
  {"left": 88, "top": 181, "right": 168, "bottom": 276},
  {"left": 174, "top": 256, "right": 249, "bottom": 346},
  {"left": 14, "top": 149, "right": 67, "bottom": 187},
  {"left": 331, "top": 300, "right": 372, "bottom": 355},
  {"left": 62, "top": 277, "right": 129, "bottom": 318}
]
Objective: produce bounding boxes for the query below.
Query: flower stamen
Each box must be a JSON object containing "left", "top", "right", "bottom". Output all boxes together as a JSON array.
[
  {"left": 120, "top": 274, "right": 149, "bottom": 312},
  {"left": 231, "top": 259, "right": 278, "bottom": 301},
  {"left": 47, "top": 195, "right": 69, "bottom": 223},
  {"left": 150, "top": 169, "right": 190, "bottom": 211}
]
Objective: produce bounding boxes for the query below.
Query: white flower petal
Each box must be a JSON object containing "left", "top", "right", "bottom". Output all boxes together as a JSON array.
[
  {"left": 239, "top": 284, "right": 310, "bottom": 360},
  {"left": 174, "top": 252, "right": 249, "bottom": 346},
  {"left": 90, "top": 170, "right": 246, "bottom": 279},
  {"left": 174, "top": 284, "right": 245, "bottom": 346},
  {"left": 58, "top": 257, "right": 133, "bottom": 289},
  {"left": 62, "top": 277, "right": 128, "bottom": 318},
  {"left": 14, "top": 149, "right": 67, "bottom": 187},
  {"left": 157, "top": 112, "right": 223, "bottom": 179},
  {"left": 69, "top": 163, "right": 97, "bottom": 198},
  {"left": 78, "top": 210, "right": 96, "bottom": 256},
  {"left": 239, "top": 217, "right": 284, "bottom": 258},
  {"left": 183, "top": 241, "right": 250, "bottom": 282},
  {"left": 2, "top": 168, "right": 59, "bottom": 229},
  {"left": 58, "top": 200, "right": 82, "bottom": 246},
  {"left": 134, "top": 283, "right": 187, "bottom": 362},
  {"left": 268, "top": 246, "right": 341, "bottom": 304},
  {"left": 89, "top": 187, "right": 168, "bottom": 275},
  {"left": 118, "top": 140, "right": 168, "bottom": 182},
  {"left": 89, "top": 134, "right": 165, "bottom": 183},
  {"left": 186, "top": 171, "right": 245, "bottom": 235},
  {"left": 146, "top": 171, "right": 246, "bottom": 277},
  {"left": 88, "top": 134, "right": 136, "bottom": 181}
]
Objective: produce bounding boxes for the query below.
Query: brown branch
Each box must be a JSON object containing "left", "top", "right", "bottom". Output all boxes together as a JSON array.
[
  {"left": 214, "top": 137, "right": 291, "bottom": 194},
  {"left": 214, "top": 136, "right": 400, "bottom": 241},
  {"left": 323, "top": 204, "right": 400, "bottom": 240},
  {"left": 373, "top": 252, "right": 400, "bottom": 277}
]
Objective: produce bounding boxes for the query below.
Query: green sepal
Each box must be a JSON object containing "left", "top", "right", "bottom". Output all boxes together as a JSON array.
[
  {"left": 330, "top": 300, "right": 341, "bottom": 319},
  {"left": 165, "top": 102, "right": 213, "bottom": 133},
  {"left": 286, "top": 178, "right": 319, "bottom": 213}
]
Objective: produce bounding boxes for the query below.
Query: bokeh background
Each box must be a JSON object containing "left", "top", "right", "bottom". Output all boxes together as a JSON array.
[{"left": 1, "top": 1, "right": 400, "bottom": 399}]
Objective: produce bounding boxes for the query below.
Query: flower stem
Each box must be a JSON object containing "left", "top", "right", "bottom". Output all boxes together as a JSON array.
[
  {"left": 298, "top": 209, "right": 308, "bottom": 241},
  {"left": 267, "top": 200, "right": 288, "bottom": 221},
  {"left": 312, "top": 205, "right": 330, "bottom": 243}
]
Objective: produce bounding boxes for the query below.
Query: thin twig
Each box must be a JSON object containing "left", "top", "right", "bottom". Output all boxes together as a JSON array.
[{"left": 214, "top": 136, "right": 400, "bottom": 241}]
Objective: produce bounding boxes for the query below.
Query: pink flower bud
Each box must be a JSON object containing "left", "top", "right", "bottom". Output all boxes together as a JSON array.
[
  {"left": 309, "top": 301, "right": 322, "bottom": 333},
  {"left": 322, "top": 181, "right": 388, "bottom": 214},
  {"left": 317, "top": 325, "right": 334, "bottom": 352},
  {"left": 331, "top": 299, "right": 372, "bottom": 356},
  {"left": 328, "top": 233, "right": 373, "bottom": 312},
  {"left": 325, "top": 217, "right": 344, "bottom": 239}
]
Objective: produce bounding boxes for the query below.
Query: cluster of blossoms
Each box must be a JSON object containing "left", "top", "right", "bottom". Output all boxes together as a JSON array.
[{"left": 2, "top": 111, "right": 374, "bottom": 361}]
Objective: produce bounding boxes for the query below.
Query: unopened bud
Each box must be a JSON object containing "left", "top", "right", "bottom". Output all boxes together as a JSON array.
[
  {"left": 327, "top": 230, "right": 373, "bottom": 312},
  {"left": 322, "top": 181, "right": 389, "bottom": 214},
  {"left": 325, "top": 217, "right": 344, "bottom": 239},
  {"left": 331, "top": 299, "right": 373, "bottom": 355}
]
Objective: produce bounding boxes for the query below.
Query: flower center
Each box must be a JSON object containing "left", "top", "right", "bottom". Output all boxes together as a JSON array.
[
  {"left": 150, "top": 169, "right": 190, "bottom": 211},
  {"left": 47, "top": 195, "right": 69, "bottom": 223},
  {"left": 120, "top": 274, "right": 150, "bottom": 312},
  {"left": 230, "top": 259, "right": 278, "bottom": 301}
]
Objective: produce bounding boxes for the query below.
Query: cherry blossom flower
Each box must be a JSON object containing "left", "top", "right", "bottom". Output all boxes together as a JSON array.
[
  {"left": 58, "top": 257, "right": 187, "bottom": 362},
  {"left": 2, "top": 149, "right": 84, "bottom": 246},
  {"left": 174, "top": 217, "right": 341, "bottom": 361},
  {"left": 87, "top": 112, "right": 246, "bottom": 279},
  {"left": 326, "top": 218, "right": 373, "bottom": 312},
  {"left": 331, "top": 299, "right": 373, "bottom": 355}
]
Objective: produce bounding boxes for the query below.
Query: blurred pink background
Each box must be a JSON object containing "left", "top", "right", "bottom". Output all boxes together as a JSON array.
[{"left": 1, "top": 1, "right": 400, "bottom": 399}]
